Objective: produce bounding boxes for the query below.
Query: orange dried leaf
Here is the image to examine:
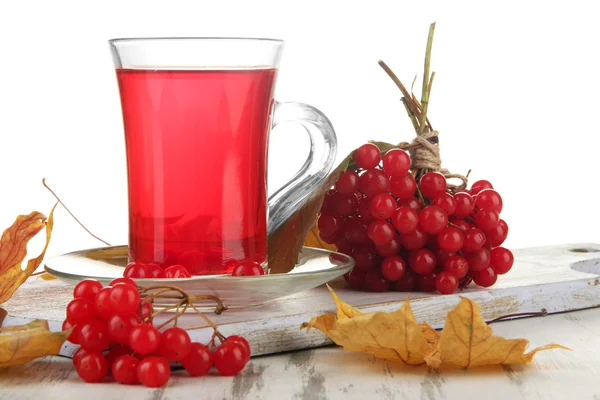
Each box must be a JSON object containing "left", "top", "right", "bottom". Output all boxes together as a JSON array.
[
  {"left": 0, "top": 205, "right": 56, "bottom": 303},
  {"left": 425, "top": 297, "right": 570, "bottom": 368},
  {"left": 303, "top": 223, "right": 337, "bottom": 252},
  {"left": 0, "top": 319, "right": 70, "bottom": 367},
  {"left": 302, "top": 287, "right": 431, "bottom": 365}
]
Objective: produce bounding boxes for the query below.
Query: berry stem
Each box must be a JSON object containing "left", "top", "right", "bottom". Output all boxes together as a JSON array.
[
  {"left": 419, "top": 22, "right": 436, "bottom": 134},
  {"left": 486, "top": 309, "right": 548, "bottom": 324}
]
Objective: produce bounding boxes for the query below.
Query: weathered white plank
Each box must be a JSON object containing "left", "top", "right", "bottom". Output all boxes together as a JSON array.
[
  {"left": 0, "top": 308, "right": 599, "bottom": 399},
  {"left": 2, "top": 243, "right": 600, "bottom": 359}
]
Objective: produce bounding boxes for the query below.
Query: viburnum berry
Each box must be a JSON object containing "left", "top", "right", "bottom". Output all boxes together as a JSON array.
[
  {"left": 72, "top": 347, "right": 90, "bottom": 367},
  {"left": 452, "top": 219, "right": 470, "bottom": 232},
  {"left": 364, "top": 269, "right": 390, "bottom": 292},
  {"left": 454, "top": 192, "right": 475, "bottom": 218},
  {"left": 392, "top": 206, "right": 419, "bottom": 234},
  {"left": 109, "top": 283, "right": 140, "bottom": 316},
  {"left": 318, "top": 215, "right": 344, "bottom": 237},
  {"left": 354, "top": 143, "right": 382, "bottom": 169},
  {"left": 357, "top": 198, "right": 375, "bottom": 223},
  {"left": 475, "top": 189, "right": 503, "bottom": 213},
  {"left": 435, "top": 271, "right": 459, "bottom": 294},
  {"left": 444, "top": 255, "right": 469, "bottom": 279},
  {"left": 475, "top": 208, "right": 500, "bottom": 232},
  {"left": 182, "top": 343, "right": 214, "bottom": 377},
  {"left": 434, "top": 248, "right": 455, "bottom": 267},
  {"left": 408, "top": 248, "right": 436, "bottom": 274},
  {"left": 227, "top": 335, "right": 251, "bottom": 362},
  {"left": 463, "top": 228, "right": 486, "bottom": 252},
  {"left": 129, "top": 324, "right": 161, "bottom": 355},
  {"left": 112, "top": 355, "right": 139, "bottom": 385},
  {"left": 432, "top": 192, "right": 457, "bottom": 215},
  {"left": 110, "top": 277, "right": 137, "bottom": 287},
  {"left": 382, "top": 148, "right": 411, "bottom": 177},
  {"left": 76, "top": 352, "right": 108, "bottom": 383},
  {"left": 160, "top": 264, "right": 191, "bottom": 278},
  {"left": 343, "top": 218, "right": 370, "bottom": 245},
  {"left": 213, "top": 341, "right": 248, "bottom": 376},
  {"left": 375, "top": 235, "right": 401, "bottom": 257},
  {"left": 123, "top": 262, "right": 149, "bottom": 279},
  {"left": 465, "top": 247, "right": 491, "bottom": 272},
  {"left": 419, "top": 205, "right": 448, "bottom": 234},
  {"left": 95, "top": 286, "right": 113, "bottom": 319},
  {"left": 63, "top": 319, "right": 81, "bottom": 344},
  {"left": 335, "top": 238, "right": 353, "bottom": 255},
  {"left": 359, "top": 169, "right": 389, "bottom": 197},
  {"left": 73, "top": 279, "right": 103, "bottom": 302},
  {"left": 137, "top": 357, "right": 171, "bottom": 388},
  {"left": 389, "top": 173, "right": 416, "bottom": 199},
  {"left": 159, "top": 327, "right": 192, "bottom": 361},
  {"left": 437, "top": 226, "right": 465, "bottom": 252},
  {"left": 66, "top": 298, "right": 96, "bottom": 325},
  {"left": 145, "top": 263, "right": 163, "bottom": 278},
  {"left": 417, "top": 272, "right": 437, "bottom": 292},
  {"left": 106, "top": 344, "right": 133, "bottom": 370},
  {"left": 470, "top": 179, "right": 493, "bottom": 195},
  {"left": 393, "top": 269, "right": 417, "bottom": 291},
  {"left": 487, "top": 219, "right": 509, "bottom": 247},
  {"left": 381, "top": 256, "right": 406, "bottom": 281},
  {"left": 490, "top": 247, "right": 514, "bottom": 275},
  {"left": 108, "top": 314, "right": 141, "bottom": 344},
  {"left": 400, "top": 226, "right": 428, "bottom": 250},
  {"left": 332, "top": 193, "right": 359, "bottom": 216},
  {"left": 352, "top": 245, "right": 379, "bottom": 271},
  {"left": 79, "top": 319, "right": 111, "bottom": 352},
  {"left": 419, "top": 172, "right": 447, "bottom": 198},
  {"left": 472, "top": 267, "right": 498, "bottom": 287},
  {"left": 346, "top": 268, "right": 366, "bottom": 290},
  {"left": 336, "top": 170, "right": 360, "bottom": 194},
  {"left": 367, "top": 220, "right": 396, "bottom": 246},
  {"left": 397, "top": 196, "right": 421, "bottom": 211},
  {"left": 369, "top": 193, "right": 396, "bottom": 220},
  {"left": 231, "top": 260, "right": 265, "bottom": 276}
]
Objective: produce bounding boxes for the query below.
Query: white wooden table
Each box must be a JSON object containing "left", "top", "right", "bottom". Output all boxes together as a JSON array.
[{"left": 1, "top": 306, "right": 599, "bottom": 399}]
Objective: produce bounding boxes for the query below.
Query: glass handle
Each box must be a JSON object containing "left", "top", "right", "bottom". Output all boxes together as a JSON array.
[{"left": 267, "top": 101, "right": 337, "bottom": 235}]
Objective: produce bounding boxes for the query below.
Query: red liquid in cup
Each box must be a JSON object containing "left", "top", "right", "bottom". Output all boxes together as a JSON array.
[{"left": 116, "top": 68, "right": 277, "bottom": 274}]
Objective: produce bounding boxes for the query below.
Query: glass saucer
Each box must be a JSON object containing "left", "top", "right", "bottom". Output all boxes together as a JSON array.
[{"left": 44, "top": 246, "right": 354, "bottom": 310}]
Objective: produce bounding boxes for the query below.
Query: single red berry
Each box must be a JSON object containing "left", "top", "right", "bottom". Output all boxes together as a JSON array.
[
  {"left": 140, "top": 300, "right": 154, "bottom": 322},
  {"left": 112, "top": 355, "right": 139, "bottom": 385},
  {"left": 232, "top": 260, "right": 265, "bottom": 276},
  {"left": 490, "top": 247, "right": 514, "bottom": 275},
  {"left": 437, "top": 226, "right": 465, "bottom": 252},
  {"left": 381, "top": 256, "right": 407, "bottom": 281},
  {"left": 417, "top": 272, "right": 437, "bottom": 292},
  {"left": 160, "top": 264, "right": 191, "bottom": 278},
  {"left": 357, "top": 198, "right": 375, "bottom": 223},
  {"left": 352, "top": 245, "right": 380, "bottom": 271},
  {"left": 452, "top": 219, "right": 470, "bottom": 231},
  {"left": 332, "top": 193, "right": 359, "bottom": 216},
  {"left": 214, "top": 341, "right": 248, "bottom": 376},
  {"left": 76, "top": 352, "right": 108, "bottom": 383},
  {"left": 72, "top": 347, "right": 90, "bottom": 367},
  {"left": 435, "top": 271, "right": 459, "bottom": 294},
  {"left": 73, "top": 279, "right": 103, "bottom": 302},
  {"left": 129, "top": 324, "right": 161, "bottom": 355},
  {"left": 369, "top": 193, "right": 396, "bottom": 220},
  {"left": 343, "top": 218, "right": 370, "bottom": 245},
  {"left": 419, "top": 205, "right": 449, "bottom": 234},
  {"left": 123, "top": 262, "right": 150, "bottom": 279},
  {"left": 472, "top": 267, "right": 498, "bottom": 287},
  {"left": 354, "top": 143, "right": 382, "bottom": 169},
  {"left": 470, "top": 180, "right": 493, "bottom": 195},
  {"left": 389, "top": 173, "right": 417, "bottom": 199},
  {"left": 95, "top": 286, "right": 113, "bottom": 319},
  {"left": 392, "top": 206, "right": 419, "bottom": 234},
  {"left": 79, "top": 319, "right": 111, "bottom": 352},
  {"left": 444, "top": 255, "right": 469, "bottom": 279},
  {"left": 110, "top": 277, "right": 137, "bottom": 287},
  {"left": 454, "top": 192, "right": 475, "bottom": 218},
  {"left": 159, "top": 327, "right": 192, "bottom": 361},
  {"left": 399, "top": 226, "right": 428, "bottom": 250},
  {"left": 359, "top": 169, "right": 389, "bottom": 197},
  {"left": 109, "top": 283, "right": 141, "bottom": 317},
  {"left": 382, "top": 148, "right": 411, "bottom": 177},
  {"left": 336, "top": 170, "right": 360, "bottom": 194},
  {"left": 145, "top": 263, "right": 163, "bottom": 278},
  {"left": 106, "top": 344, "right": 134, "bottom": 370},
  {"left": 419, "top": 172, "right": 447, "bottom": 198},
  {"left": 66, "top": 298, "right": 96, "bottom": 325},
  {"left": 434, "top": 248, "right": 455, "bottom": 267},
  {"left": 465, "top": 247, "right": 491, "bottom": 272},
  {"left": 475, "top": 208, "right": 500, "bottom": 232},
  {"left": 393, "top": 269, "right": 417, "bottom": 291},
  {"left": 397, "top": 197, "right": 421, "bottom": 211},
  {"left": 487, "top": 219, "right": 509, "bottom": 247},
  {"left": 375, "top": 235, "right": 401, "bottom": 257},
  {"left": 181, "top": 342, "right": 214, "bottom": 377},
  {"left": 367, "top": 220, "right": 396, "bottom": 246},
  {"left": 227, "top": 335, "right": 251, "bottom": 362},
  {"left": 463, "top": 228, "right": 486, "bottom": 252},
  {"left": 432, "top": 193, "right": 457, "bottom": 215},
  {"left": 409, "top": 248, "right": 436, "bottom": 274},
  {"left": 475, "top": 189, "right": 503, "bottom": 213},
  {"left": 108, "top": 314, "right": 141, "bottom": 344},
  {"left": 318, "top": 215, "right": 344, "bottom": 237},
  {"left": 346, "top": 268, "right": 367, "bottom": 290},
  {"left": 365, "top": 269, "right": 390, "bottom": 292},
  {"left": 137, "top": 357, "right": 171, "bottom": 388},
  {"left": 320, "top": 190, "right": 337, "bottom": 216},
  {"left": 63, "top": 319, "right": 82, "bottom": 344},
  {"left": 335, "top": 238, "right": 353, "bottom": 255}
]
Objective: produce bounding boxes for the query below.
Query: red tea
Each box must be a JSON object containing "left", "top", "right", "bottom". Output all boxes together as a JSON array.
[{"left": 117, "top": 68, "right": 277, "bottom": 274}]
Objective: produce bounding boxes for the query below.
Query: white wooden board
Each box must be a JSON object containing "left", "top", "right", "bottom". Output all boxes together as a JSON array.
[{"left": 3, "top": 243, "right": 600, "bottom": 358}]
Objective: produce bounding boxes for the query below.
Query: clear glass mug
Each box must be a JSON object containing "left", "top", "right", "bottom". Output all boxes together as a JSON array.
[{"left": 109, "top": 38, "right": 337, "bottom": 275}]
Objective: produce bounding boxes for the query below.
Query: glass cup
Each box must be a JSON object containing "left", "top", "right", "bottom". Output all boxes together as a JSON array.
[{"left": 109, "top": 38, "right": 337, "bottom": 275}]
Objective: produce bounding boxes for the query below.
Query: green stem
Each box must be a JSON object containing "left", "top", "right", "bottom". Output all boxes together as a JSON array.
[{"left": 419, "top": 22, "right": 436, "bottom": 134}]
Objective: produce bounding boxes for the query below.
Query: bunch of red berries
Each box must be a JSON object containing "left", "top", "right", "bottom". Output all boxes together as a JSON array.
[
  {"left": 63, "top": 278, "right": 251, "bottom": 387},
  {"left": 123, "top": 260, "right": 265, "bottom": 279},
  {"left": 318, "top": 143, "right": 512, "bottom": 294}
]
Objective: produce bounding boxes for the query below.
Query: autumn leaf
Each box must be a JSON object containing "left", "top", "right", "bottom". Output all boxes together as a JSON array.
[
  {"left": 268, "top": 156, "right": 351, "bottom": 274},
  {"left": 303, "top": 222, "right": 337, "bottom": 252},
  {"left": 424, "top": 297, "right": 570, "bottom": 368},
  {"left": 302, "top": 286, "right": 431, "bottom": 365},
  {"left": 0, "top": 319, "right": 70, "bottom": 367},
  {"left": 0, "top": 205, "right": 56, "bottom": 303}
]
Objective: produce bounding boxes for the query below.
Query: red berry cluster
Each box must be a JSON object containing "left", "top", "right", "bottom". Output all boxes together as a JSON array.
[
  {"left": 318, "top": 143, "right": 513, "bottom": 294},
  {"left": 63, "top": 278, "right": 251, "bottom": 387},
  {"left": 123, "top": 260, "right": 265, "bottom": 278}
]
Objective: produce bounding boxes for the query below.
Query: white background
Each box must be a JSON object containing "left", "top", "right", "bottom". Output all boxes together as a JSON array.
[{"left": 0, "top": 0, "right": 598, "bottom": 260}]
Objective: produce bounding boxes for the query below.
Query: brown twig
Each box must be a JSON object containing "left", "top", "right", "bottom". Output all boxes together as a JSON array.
[{"left": 487, "top": 309, "right": 548, "bottom": 324}]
